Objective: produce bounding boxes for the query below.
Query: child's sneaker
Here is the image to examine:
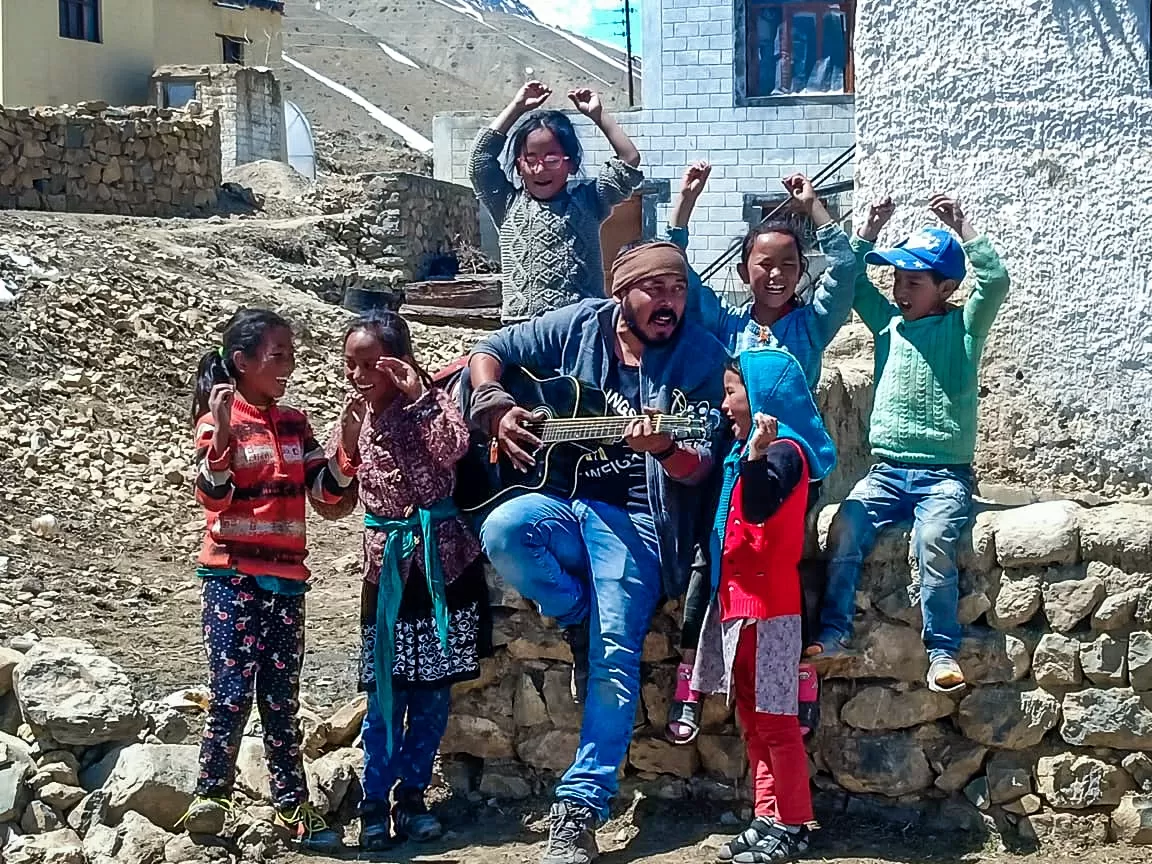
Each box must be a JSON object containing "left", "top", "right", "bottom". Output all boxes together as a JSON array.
[
  {"left": 392, "top": 788, "right": 442, "bottom": 842},
  {"left": 718, "top": 818, "right": 810, "bottom": 863},
  {"left": 177, "top": 796, "right": 232, "bottom": 835},
  {"left": 275, "top": 802, "right": 343, "bottom": 852},
  {"left": 927, "top": 655, "right": 966, "bottom": 694},
  {"left": 358, "top": 799, "right": 393, "bottom": 852}
]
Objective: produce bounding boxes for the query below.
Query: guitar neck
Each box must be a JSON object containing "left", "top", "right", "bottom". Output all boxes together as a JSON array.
[{"left": 530, "top": 416, "right": 698, "bottom": 444}]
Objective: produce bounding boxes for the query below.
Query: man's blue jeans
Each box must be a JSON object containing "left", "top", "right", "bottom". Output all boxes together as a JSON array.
[
  {"left": 817, "top": 462, "right": 974, "bottom": 661},
  {"left": 480, "top": 493, "right": 662, "bottom": 820}
]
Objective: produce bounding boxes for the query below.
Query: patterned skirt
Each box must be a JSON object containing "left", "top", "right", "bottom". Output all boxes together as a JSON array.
[
  {"left": 358, "top": 558, "right": 492, "bottom": 692},
  {"left": 691, "top": 595, "right": 802, "bottom": 716}
]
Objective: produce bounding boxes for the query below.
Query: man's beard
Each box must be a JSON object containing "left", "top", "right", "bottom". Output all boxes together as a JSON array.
[{"left": 622, "top": 299, "right": 683, "bottom": 346}]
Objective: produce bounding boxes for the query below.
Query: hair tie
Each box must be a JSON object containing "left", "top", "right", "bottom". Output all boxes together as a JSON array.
[{"left": 218, "top": 347, "right": 226, "bottom": 360}]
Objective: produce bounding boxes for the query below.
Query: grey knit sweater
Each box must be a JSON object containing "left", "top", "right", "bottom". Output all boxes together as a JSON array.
[{"left": 468, "top": 127, "right": 644, "bottom": 322}]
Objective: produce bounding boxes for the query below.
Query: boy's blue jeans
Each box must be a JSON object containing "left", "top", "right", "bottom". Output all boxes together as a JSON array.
[
  {"left": 480, "top": 493, "right": 662, "bottom": 821},
  {"left": 817, "top": 462, "right": 974, "bottom": 661}
]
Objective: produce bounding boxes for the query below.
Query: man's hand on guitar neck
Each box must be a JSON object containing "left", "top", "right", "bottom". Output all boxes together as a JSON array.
[
  {"left": 624, "top": 409, "right": 676, "bottom": 456},
  {"left": 495, "top": 406, "right": 542, "bottom": 473}
]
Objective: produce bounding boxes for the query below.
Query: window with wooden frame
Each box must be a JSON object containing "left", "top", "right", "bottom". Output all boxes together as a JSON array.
[
  {"left": 221, "top": 36, "right": 247, "bottom": 65},
  {"left": 745, "top": 1, "right": 855, "bottom": 97},
  {"left": 59, "top": 0, "right": 101, "bottom": 43}
]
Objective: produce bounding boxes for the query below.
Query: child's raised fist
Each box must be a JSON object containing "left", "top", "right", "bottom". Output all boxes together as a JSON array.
[
  {"left": 515, "top": 81, "right": 552, "bottom": 111},
  {"left": 680, "top": 161, "right": 712, "bottom": 199},
  {"left": 859, "top": 196, "right": 895, "bottom": 243},
  {"left": 783, "top": 173, "right": 818, "bottom": 214},
  {"left": 568, "top": 88, "right": 603, "bottom": 121},
  {"left": 929, "top": 194, "right": 966, "bottom": 232}
]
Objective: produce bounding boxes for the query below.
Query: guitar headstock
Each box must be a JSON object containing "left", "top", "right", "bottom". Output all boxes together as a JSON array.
[{"left": 658, "top": 399, "right": 722, "bottom": 443}]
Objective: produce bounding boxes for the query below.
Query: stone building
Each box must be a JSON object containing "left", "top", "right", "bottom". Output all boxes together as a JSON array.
[
  {"left": 0, "top": 0, "right": 284, "bottom": 108},
  {"left": 434, "top": 0, "right": 856, "bottom": 284},
  {"left": 151, "top": 65, "right": 286, "bottom": 171}
]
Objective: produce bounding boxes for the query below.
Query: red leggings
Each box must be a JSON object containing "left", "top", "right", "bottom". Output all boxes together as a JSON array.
[{"left": 734, "top": 626, "right": 814, "bottom": 825}]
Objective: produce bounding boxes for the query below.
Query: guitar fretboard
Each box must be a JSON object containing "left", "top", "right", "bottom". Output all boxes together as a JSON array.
[{"left": 528, "top": 416, "right": 702, "bottom": 444}]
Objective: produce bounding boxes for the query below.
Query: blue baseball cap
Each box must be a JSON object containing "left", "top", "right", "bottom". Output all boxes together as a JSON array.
[{"left": 864, "top": 227, "right": 967, "bottom": 281}]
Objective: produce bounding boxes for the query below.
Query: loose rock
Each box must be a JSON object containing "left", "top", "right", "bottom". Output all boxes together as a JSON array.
[
  {"left": 516, "top": 730, "right": 580, "bottom": 774},
  {"left": 0, "top": 647, "right": 22, "bottom": 695},
  {"left": 1112, "top": 793, "right": 1152, "bottom": 845},
  {"left": 101, "top": 743, "right": 198, "bottom": 831},
  {"left": 21, "top": 800, "right": 63, "bottom": 834},
  {"left": 36, "top": 783, "right": 85, "bottom": 812},
  {"left": 989, "top": 572, "right": 1042, "bottom": 629},
  {"left": 1042, "top": 571, "right": 1105, "bottom": 633},
  {"left": 957, "top": 685, "right": 1060, "bottom": 749},
  {"left": 1080, "top": 633, "right": 1128, "bottom": 686},
  {"left": 1036, "top": 752, "right": 1131, "bottom": 808},
  {"left": 4, "top": 828, "right": 86, "bottom": 864},
  {"left": 12, "top": 638, "right": 145, "bottom": 746},
  {"left": 1130, "top": 631, "right": 1152, "bottom": 692},
  {"left": 1032, "top": 633, "right": 1082, "bottom": 689},
  {"left": 1061, "top": 689, "right": 1152, "bottom": 749},
  {"left": 994, "top": 501, "right": 1081, "bottom": 568},
  {"left": 1020, "top": 811, "right": 1109, "bottom": 846},
  {"left": 1124, "top": 753, "right": 1152, "bottom": 792},
  {"left": 840, "top": 686, "right": 955, "bottom": 731},
  {"left": 986, "top": 753, "right": 1033, "bottom": 804},
  {"left": 629, "top": 737, "right": 699, "bottom": 779},
  {"left": 441, "top": 715, "right": 515, "bottom": 761}
]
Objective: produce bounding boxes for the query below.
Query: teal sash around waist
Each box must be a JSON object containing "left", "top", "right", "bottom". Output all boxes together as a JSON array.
[{"left": 363, "top": 497, "right": 458, "bottom": 758}]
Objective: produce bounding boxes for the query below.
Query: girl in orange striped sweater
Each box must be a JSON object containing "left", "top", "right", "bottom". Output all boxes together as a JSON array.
[{"left": 182, "top": 308, "right": 358, "bottom": 851}]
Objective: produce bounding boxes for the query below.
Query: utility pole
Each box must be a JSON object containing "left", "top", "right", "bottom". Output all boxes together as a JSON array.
[{"left": 621, "top": 2, "right": 635, "bottom": 107}]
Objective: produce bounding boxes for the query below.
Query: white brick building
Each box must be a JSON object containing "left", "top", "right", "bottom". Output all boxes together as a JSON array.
[{"left": 434, "top": 0, "right": 857, "bottom": 283}]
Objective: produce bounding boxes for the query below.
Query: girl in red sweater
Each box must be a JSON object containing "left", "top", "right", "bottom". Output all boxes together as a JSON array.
[
  {"left": 692, "top": 348, "right": 836, "bottom": 863},
  {"left": 183, "top": 308, "right": 358, "bottom": 851}
]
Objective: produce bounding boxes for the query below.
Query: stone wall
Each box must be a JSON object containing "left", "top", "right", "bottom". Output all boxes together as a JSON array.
[
  {"left": 323, "top": 173, "right": 481, "bottom": 284},
  {"left": 152, "top": 65, "right": 286, "bottom": 173},
  {"left": 853, "top": 0, "right": 1152, "bottom": 495},
  {"left": 0, "top": 104, "right": 220, "bottom": 217},
  {"left": 444, "top": 499, "right": 1152, "bottom": 846}
]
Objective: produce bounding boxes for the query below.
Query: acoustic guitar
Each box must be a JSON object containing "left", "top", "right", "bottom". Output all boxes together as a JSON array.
[{"left": 455, "top": 365, "right": 717, "bottom": 514}]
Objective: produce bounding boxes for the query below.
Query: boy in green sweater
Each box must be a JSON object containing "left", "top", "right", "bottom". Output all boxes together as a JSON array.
[{"left": 807, "top": 194, "right": 1010, "bottom": 694}]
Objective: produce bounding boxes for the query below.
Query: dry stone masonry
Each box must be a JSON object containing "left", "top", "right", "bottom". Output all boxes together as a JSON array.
[
  {"left": 0, "top": 104, "right": 220, "bottom": 217},
  {"left": 323, "top": 172, "right": 481, "bottom": 284},
  {"left": 439, "top": 499, "right": 1152, "bottom": 846}
]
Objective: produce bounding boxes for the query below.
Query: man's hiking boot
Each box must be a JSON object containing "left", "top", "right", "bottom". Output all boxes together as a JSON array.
[{"left": 540, "top": 800, "right": 599, "bottom": 864}]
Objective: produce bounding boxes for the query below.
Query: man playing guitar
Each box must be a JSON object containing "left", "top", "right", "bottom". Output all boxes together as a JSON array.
[{"left": 467, "top": 242, "right": 728, "bottom": 864}]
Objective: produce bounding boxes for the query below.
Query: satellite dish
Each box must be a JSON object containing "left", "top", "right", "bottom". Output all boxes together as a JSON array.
[{"left": 284, "top": 100, "right": 316, "bottom": 182}]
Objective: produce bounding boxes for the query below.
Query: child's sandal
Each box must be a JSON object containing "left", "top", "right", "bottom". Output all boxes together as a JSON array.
[{"left": 665, "top": 662, "right": 702, "bottom": 745}]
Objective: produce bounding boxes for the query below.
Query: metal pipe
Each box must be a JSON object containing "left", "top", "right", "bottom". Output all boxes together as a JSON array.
[{"left": 697, "top": 143, "right": 857, "bottom": 283}]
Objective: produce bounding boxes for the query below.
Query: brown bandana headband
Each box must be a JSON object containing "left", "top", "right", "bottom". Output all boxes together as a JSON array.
[{"left": 610, "top": 242, "right": 688, "bottom": 296}]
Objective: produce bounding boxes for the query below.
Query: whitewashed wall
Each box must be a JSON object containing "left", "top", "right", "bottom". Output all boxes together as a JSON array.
[{"left": 853, "top": 0, "right": 1152, "bottom": 495}]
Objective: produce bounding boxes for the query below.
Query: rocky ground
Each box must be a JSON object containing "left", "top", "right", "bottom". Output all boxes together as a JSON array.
[{"left": 1, "top": 188, "right": 1150, "bottom": 863}]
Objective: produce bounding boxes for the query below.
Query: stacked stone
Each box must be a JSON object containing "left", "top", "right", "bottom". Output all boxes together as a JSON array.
[
  {"left": 0, "top": 638, "right": 366, "bottom": 863},
  {"left": 322, "top": 172, "right": 481, "bottom": 282},
  {"left": 440, "top": 500, "right": 1152, "bottom": 846},
  {"left": 0, "top": 104, "right": 221, "bottom": 217}
]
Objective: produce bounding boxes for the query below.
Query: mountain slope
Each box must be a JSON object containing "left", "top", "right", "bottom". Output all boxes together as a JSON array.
[{"left": 275, "top": 0, "right": 639, "bottom": 172}]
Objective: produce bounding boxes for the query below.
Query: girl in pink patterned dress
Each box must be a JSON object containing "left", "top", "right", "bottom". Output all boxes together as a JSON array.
[{"left": 319, "top": 310, "right": 489, "bottom": 852}]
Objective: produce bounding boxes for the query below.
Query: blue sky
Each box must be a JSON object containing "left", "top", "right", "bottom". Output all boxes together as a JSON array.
[{"left": 522, "top": 1, "right": 642, "bottom": 53}]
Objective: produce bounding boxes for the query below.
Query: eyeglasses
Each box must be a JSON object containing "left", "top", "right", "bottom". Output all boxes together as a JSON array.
[{"left": 518, "top": 154, "right": 570, "bottom": 171}]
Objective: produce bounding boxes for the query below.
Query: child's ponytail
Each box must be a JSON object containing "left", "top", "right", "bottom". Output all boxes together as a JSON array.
[
  {"left": 190, "top": 349, "right": 233, "bottom": 426},
  {"left": 189, "top": 308, "right": 291, "bottom": 426}
]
